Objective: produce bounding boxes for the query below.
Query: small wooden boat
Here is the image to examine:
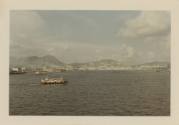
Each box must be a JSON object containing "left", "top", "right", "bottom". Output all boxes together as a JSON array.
[{"left": 41, "top": 77, "right": 67, "bottom": 85}]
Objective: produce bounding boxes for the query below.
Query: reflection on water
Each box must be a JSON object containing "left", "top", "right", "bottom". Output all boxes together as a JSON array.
[{"left": 9, "top": 70, "right": 170, "bottom": 115}]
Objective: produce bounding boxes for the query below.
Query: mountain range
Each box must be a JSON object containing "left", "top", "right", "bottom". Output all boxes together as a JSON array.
[
  {"left": 10, "top": 55, "right": 64, "bottom": 68},
  {"left": 10, "top": 55, "right": 170, "bottom": 69}
]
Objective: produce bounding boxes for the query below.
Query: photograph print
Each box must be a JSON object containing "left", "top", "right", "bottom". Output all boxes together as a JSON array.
[{"left": 9, "top": 10, "right": 170, "bottom": 116}]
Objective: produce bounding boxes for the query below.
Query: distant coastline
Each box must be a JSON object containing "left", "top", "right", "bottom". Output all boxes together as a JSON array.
[{"left": 10, "top": 55, "right": 170, "bottom": 72}]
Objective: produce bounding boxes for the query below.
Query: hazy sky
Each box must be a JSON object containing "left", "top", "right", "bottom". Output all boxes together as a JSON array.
[{"left": 10, "top": 10, "right": 170, "bottom": 64}]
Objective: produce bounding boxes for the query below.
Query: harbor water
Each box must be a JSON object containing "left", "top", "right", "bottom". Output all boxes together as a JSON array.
[{"left": 9, "top": 70, "right": 170, "bottom": 115}]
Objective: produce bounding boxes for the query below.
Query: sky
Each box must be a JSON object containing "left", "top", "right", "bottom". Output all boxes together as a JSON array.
[{"left": 10, "top": 10, "right": 170, "bottom": 64}]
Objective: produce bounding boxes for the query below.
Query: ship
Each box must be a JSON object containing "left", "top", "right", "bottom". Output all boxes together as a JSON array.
[
  {"left": 41, "top": 77, "right": 68, "bottom": 85},
  {"left": 10, "top": 67, "right": 26, "bottom": 74}
]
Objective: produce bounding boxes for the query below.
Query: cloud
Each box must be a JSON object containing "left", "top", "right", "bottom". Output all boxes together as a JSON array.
[
  {"left": 116, "top": 11, "right": 170, "bottom": 63},
  {"left": 10, "top": 11, "right": 45, "bottom": 45},
  {"left": 117, "top": 11, "right": 170, "bottom": 39},
  {"left": 11, "top": 11, "right": 44, "bottom": 31},
  {"left": 10, "top": 11, "right": 170, "bottom": 63}
]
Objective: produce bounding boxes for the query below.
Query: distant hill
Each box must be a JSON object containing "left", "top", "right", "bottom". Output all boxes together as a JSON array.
[
  {"left": 10, "top": 55, "right": 170, "bottom": 70},
  {"left": 10, "top": 55, "right": 64, "bottom": 68},
  {"left": 71, "top": 59, "right": 128, "bottom": 69},
  {"left": 137, "top": 61, "right": 170, "bottom": 66},
  {"left": 71, "top": 60, "right": 170, "bottom": 70},
  {"left": 133, "top": 61, "right": 170, "bottom": 69},
  {"left": 93, "top": 59, "right": 121, "bottom": 65},
  {"left": 88, "top": 59, "right": 126, "bottom": 66}
]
